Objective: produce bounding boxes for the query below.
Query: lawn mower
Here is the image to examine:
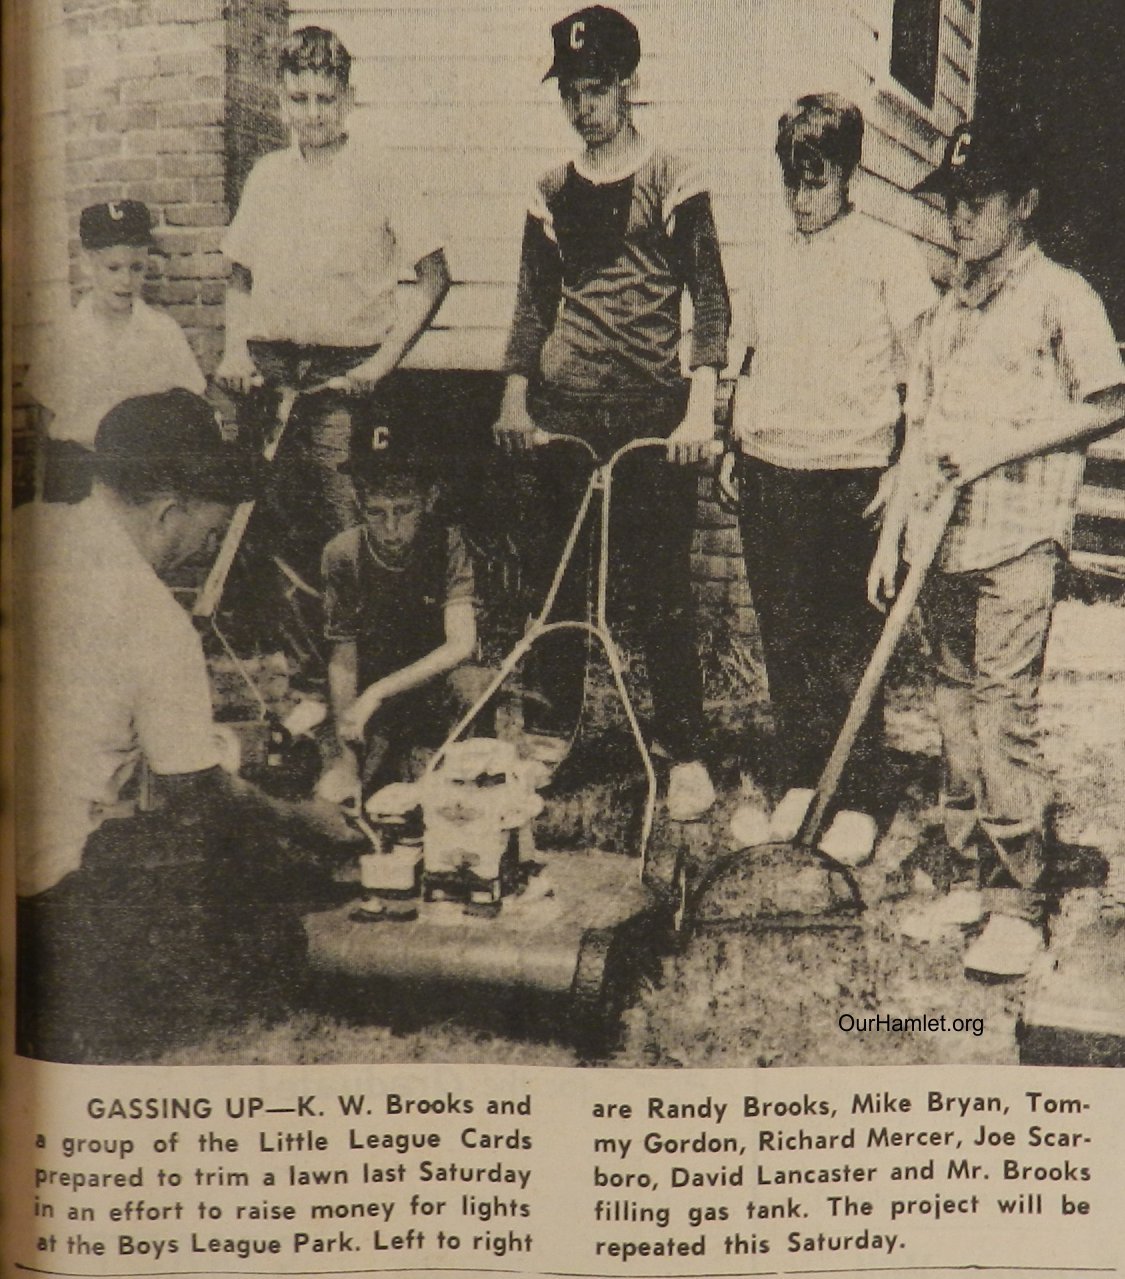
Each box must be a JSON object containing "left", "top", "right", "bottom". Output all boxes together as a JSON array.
[{"left": 302, "top": 435, "right": 702, "bottom": 1054}]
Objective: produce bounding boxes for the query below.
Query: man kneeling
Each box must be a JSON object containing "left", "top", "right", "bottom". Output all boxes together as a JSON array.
[{"left": 13, "top": 389, "right": 360, "bottom": 1063}]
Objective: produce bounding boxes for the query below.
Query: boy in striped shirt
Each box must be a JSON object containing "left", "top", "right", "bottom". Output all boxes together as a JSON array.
[{"left": 870, "top": 117, "right": 1125, "bottom": 978}]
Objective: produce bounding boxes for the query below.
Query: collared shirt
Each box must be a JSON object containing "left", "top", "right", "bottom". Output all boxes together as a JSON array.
[
  {"left": 13, "top": 494, "right": 222, "bottom": 896},
  {"left": 26, "top": 296, "right": 206, "bottom": 446},
  {"left": 223, "top": 135, "right": 443, "bottom": 348},
  {"left": 736, "top": 210, "right": 937, "bottom": 470},
  {"left": 502, "top": 141, "right": 730, "bottom": 396},
  {"left": 906, "top": 243, "right": 1125, "bottom": 573}
]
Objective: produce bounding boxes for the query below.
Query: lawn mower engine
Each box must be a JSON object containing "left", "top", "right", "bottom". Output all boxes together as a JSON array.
[{"left": 302, "top": 739, "right": 669, "bottom": 1054}]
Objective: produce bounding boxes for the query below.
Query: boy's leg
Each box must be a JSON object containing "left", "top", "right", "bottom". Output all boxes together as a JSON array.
[
  {"left": 970, "top": 541, "right": 1058, "bottom": 919},
  {"left": 919, "top": 568, "right": 985, "bottom": 854},
  {"left": 736, "top": 458, "right": 832, "bottom": 794},
  {"left": 609, "top": 428, "right": 704, "bottom": 764},
  {"left": 815, "top": 468, "right": 886, "bottom": 807}
]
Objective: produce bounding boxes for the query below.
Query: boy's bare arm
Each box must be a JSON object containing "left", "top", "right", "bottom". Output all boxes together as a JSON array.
[
  {"left": 337, "top": 599, "right": 476, "bottom": 745},
  {"left": 936, "top": 384, "right": 1125, "bottom": 485},
  {"left": 344, "top": 249, "right": 452, "bottom": 392},
  {"left": 327, "top": 640, "right": 359, "bottom": 746},
  {"left": 216, "top": 263, "right": 258, "bottom": 393}
]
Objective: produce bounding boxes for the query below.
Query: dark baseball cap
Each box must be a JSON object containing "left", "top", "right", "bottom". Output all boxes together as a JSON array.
[
  {"left": 543, "top": 6, "right": 641, "bottom": 83},
  {"left": 80, "top": 200, "right": 156, "bottom": 251},
  {"left": 914, "top": 117, "right": 1043, "bottom": 198},
  {"left": 93, "top": 389, "right": 261, "bottom": 503}
]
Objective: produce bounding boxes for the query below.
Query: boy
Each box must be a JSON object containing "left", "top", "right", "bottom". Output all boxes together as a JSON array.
[
  {"left": 870, "top": 116, "right": 1125, "bottom": 978},
  {"left": 493, "top": 5, "right": 730, "bottom": 821},
  {"left": 218, "top": 25, "right": 451, "bottom": 580},
  {"left": 27, "top": 200, "right": 207, "bottom": 502},
  {"left": 730, "top": 94, "right": 937, "bottom": 810},
  {"left": 317, "top": 439, "right": 483, "bottom": 803}
]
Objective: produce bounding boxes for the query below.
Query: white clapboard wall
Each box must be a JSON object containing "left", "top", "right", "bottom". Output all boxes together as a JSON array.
[
  {"left": 289, "top": 0, "right": 979, "bottom": 371},
  {"left": 9, "top": 0, "right": 70, "bottom": 378}
]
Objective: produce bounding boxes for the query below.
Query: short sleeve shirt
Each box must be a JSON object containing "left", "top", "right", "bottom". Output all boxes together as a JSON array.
[
  {"left": 737, "top": 211, "right": 937, "bottom": 469},
  {"left": 322, "top": 521, "right": 475, "bottom": 689},
  {"left": 13, "top": 495, "right": 222, "bottom": 896},
  {"left": 223, "top": 136, "right": 444, "bottom": 348},
  {"left": 26, "top": 296, "right": 207, "bottom": 446},
  {"left": 906, "top": 245, "right": 1125, "bottom": 572}
]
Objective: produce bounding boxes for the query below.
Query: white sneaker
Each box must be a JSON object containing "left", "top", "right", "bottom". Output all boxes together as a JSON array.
[
  {"left": 667, "top": 761, "right": 716, "bottom": 823},
  {"left": 963, "top": 913, "right": 1044, "bottom": 979}
]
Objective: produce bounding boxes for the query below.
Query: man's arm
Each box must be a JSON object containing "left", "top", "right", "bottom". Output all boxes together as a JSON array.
[
  {"left": 154, "top": 766, "right": 361, "bottom": 851},
  {"left": 338, "top": 598, "right": 476, "bottom": 746},
  {"left": 344, "top": 249, "right": 452, "bottom": 392}
]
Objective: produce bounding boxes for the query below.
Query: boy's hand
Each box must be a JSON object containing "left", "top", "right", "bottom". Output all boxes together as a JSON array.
[
  {"left": 492, "top": 401, "right": 539, "bottom": 455},
  {"left": 344, "top": 354, "right": 395, "bottom": 394},
  {"left": 866, "top": 529, "right": 904, "bottom": 613},
  {"left": 315, "top": 752, "right": 361, "bottom": 807},
  {"left": 338, "top": 695, "right": 379, "bottom": 747},
  {"left": 216, "top": 348, "right": 260, "bottom": 395},
  {"left": 666, "top": 413, "right": 719, "bottom": 465}
]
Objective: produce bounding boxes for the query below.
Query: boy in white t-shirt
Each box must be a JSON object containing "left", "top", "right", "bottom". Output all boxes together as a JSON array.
[
  {"left": 218, "top": 26, "right": 450, "bottom": 582},
  {"left": 730, "top": 94, "right": 937, "bottom": 810},
  {"left": 26, "top": 200, "right": 206, "bottom": 502}
]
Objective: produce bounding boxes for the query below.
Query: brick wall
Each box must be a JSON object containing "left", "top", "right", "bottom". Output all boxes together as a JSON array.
[{"left": 61, "top": 0, "right": 286, "bottom": 374}]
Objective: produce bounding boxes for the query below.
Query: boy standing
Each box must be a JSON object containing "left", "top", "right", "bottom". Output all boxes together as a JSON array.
[
  {"left": 870, "top": 117, "right": 1125, "bottom": 977},
  {"left": 317, "top": 440, "right": 482, "bottom": 803},
  {"left": 27, "top": 200, "right": 206, "bottom": 502},
  {"left": 218, "top": 26, "right": 450, "bottom": 579},
  {"left": 494, "top": 6, "right": 730, "bottom": 821},
  {"left": 730, "top": 94, "right": 937, "bottom": 809}
]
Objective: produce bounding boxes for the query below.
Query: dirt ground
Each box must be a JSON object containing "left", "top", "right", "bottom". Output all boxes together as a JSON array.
[{"left": 161, "top": 595, "right": 1125, "bottom": 1070}]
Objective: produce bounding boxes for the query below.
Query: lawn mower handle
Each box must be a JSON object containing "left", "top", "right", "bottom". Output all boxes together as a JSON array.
[
  {"left": 796, "top": 481, "right": 960, "bottom": 849},
  {"left": 532, "top": 431, "right": 723, "bottom": 465}
]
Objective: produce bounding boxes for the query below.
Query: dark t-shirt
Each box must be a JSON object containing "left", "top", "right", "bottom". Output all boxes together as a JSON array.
[{"left": 322, "top": 521, "right": 475, "bottom": 689}]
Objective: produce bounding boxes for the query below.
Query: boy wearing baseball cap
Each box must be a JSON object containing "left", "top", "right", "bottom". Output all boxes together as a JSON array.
[
  {"left": 870, "top": 115, "right": 1125, "bottom": 977},
  {"left": 26, "top": 200, "right": 207, "bottom": 502},
  {"left": 730, "top": 94, "right": 937, "bottom": 812},
  {"left": 494, "top": 6, "right": 731, "bottom": 821},
  {"left": 218, "top": 26, "right": 450, "bottom": 581},
  {"left": 317, "top": 436, "right": 484, "bottom": 805},
  {"left": 13, "top": 389, "right": 359, "bottom": 1061}
]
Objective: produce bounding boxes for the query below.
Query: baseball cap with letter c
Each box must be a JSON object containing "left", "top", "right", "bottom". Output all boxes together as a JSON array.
[{"left": 543, "top": 6, "right": 641, "bottom": 82}]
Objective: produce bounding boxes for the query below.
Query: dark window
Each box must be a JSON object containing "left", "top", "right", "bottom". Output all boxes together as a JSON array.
[{"left": 890, "top": 0, "right": 943, "bottom": 108}]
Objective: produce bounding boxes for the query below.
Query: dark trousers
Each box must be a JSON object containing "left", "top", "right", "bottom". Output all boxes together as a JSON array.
[
  {"left": 16, "top": 812, "right": 310, "bottom": 1063},
  {"left": 736, "top": 456, "right": 884, "bottom": 802},
  {"left": 244, "top": 341, "right": 387, "bottom": 587},
  {"left": 518, "top": 390, "right": 704, "bottom": 762}
]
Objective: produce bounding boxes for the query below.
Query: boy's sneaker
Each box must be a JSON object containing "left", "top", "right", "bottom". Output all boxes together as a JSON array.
[
  {"left": 963, "top": 913, "right": 1044, "bottom": 980},
  {"left": 667, "top": 761, "right": 716, "bottom": 823}
]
